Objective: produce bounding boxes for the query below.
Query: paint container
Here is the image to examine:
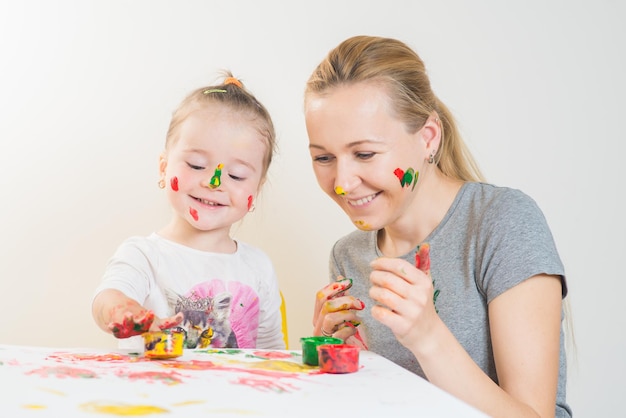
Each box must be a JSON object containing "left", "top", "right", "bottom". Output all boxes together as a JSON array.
[
  {"left": 142, "top": 330, "right": 184, "bottom": 359},
  {"left": 317, "top": 344, "right": 360, "bottom": 374},
  {"left": 300, "top": 336, "right": 342, "bottom": 366}
]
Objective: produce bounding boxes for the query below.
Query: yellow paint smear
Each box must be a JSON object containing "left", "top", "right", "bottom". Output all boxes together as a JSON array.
[
  {"left": 80, "top": 401, "right": 169, "bottom": 415},
  {"left": 22, "top": 404, "right": 47, "bottom": 410}
]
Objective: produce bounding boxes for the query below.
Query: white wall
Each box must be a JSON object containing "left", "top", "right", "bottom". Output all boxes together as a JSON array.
[{"left": 1, "top": 1, "right": 623, "bottom": 415}]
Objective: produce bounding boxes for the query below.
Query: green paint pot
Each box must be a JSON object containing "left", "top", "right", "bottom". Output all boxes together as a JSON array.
[{"left": 300, "top": 336, "right": 342, "bottom": 366}]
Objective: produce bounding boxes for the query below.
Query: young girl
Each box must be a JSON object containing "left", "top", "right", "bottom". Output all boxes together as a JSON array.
[
  {"left": 305, "top": 36, "right": 571, "bottom": 417},
  {"left": 92, "top": 73, "right": 285, "bottom": 351}
]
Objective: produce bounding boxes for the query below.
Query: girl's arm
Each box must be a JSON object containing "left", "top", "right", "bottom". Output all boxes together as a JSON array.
[{"left": 92, "top": 289, "right": 182, "bottom": 338}]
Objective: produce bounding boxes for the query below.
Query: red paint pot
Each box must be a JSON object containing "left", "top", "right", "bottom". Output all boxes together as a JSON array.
[
  {"left": 317, "top": 344, "right": 360, "bottom": 374},
  {"left": 300, "top": 336, "right": 342, "bottom": 366}
]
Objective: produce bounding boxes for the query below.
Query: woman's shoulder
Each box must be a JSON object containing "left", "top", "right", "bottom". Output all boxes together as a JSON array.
[{"left": 462, "top": 182, "right": 540, "bottom": 214}]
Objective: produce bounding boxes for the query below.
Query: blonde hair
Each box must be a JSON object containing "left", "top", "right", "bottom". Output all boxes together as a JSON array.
[
  {"left": 165, "top": 71, "right": 277, "bottom": 181},
  {"left": 305, "top": 35, "right": 484, "bottom": 182}
]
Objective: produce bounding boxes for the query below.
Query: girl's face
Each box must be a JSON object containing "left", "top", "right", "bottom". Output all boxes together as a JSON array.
[
  {"left": 160, "top": 106, "right": 266, "bottom": 234},
  {"left": 305, "top": 82, "right": 434, "bottom": 231}
]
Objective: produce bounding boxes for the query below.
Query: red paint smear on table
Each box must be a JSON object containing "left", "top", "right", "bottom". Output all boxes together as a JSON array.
[
  {"left": 47, "top": 352, "right": 140, "bottom": 363},
  {"left": 233, "top": 376, "right": 299, "bottom": 393},
  {"left": 26, "top": 366, "right": 98, "bottom": 379},
  {"left": 170, "top": 176, "right": 179, "bottom": 191},
  {"left": 250, "top": 351, "right": 293, "bottom": 359},
  {"left": 116, "top": 369, "right": 186, "bottom": 385},
  {"left": 189, "top": 207, "right": 198, "bottom": 221}
]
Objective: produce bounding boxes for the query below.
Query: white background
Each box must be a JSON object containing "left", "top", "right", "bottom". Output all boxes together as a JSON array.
[{"left": 1, "top": 1, "right": 623, "bottom": 415}]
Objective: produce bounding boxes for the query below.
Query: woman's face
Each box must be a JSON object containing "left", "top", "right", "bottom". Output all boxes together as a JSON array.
[{"left": 305, "top": 82, "right": 431, "bottom": 231}]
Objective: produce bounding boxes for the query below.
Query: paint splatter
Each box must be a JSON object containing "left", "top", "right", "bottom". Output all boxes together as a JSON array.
[
  {"left": 415, "top": 243, "right": 440, "bottom": 313},
  {"left": 248, "top": 351, "right": 294, "bottom": 360},
  {"left": 26, "top": 366, "right": 98, "bottom": 379},
  {"left": 334, "top": 186, "right": 347, "bottom": 195},
  {"left": 394, "top": 167, "right": 419, "bottom": 190},
  {"left": 117, "top": 370, "right": 186, "bottom": 385},
  {"left": 109, "top": 311, "right": 155, "bottom": 339},
  {"left": 170, "top": 176, "right": 179, "bottom": 191},
  {"left": 189, "top": 207, "right": 198, "bottom": 221},
  {"left": 22, "top": 404, "right": 47, "bottom": 410},
  {"left": 80, "top": 401, "right": 169, "bottom": 415},
  {"left": 247, "top": 195, "right": 253, "bottom": 210},
  {"left": 209, "top": 163, "right": 224, "bottom": 189},
  {"left": 233, "top": 376, "right": 298, "bottom": 393},
  {"left": 354, "top": 220, "right": 372, "bottom": 230}
]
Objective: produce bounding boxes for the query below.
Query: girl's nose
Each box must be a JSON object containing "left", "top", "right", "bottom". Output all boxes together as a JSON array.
[{"left": 207, "top": 163, "right": 224, "bottom": 189}]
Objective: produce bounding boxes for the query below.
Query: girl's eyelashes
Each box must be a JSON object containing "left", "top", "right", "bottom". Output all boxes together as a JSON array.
[
  {"left": 187, "top": 162, "right": 205, "bottom": 170},
  {"left": 229, "top": 174, "right": 245, "bottom": 181}
]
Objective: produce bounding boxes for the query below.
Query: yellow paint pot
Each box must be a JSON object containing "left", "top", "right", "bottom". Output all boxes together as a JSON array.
[{"left": 142, "top": 330, "right": 184, "bottom": 359}]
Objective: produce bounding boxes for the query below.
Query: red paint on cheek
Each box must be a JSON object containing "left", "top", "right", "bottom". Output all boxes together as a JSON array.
[
  {"left": 170, "top": 176, "right": 179, "bottom": 191},
  {"left": 189, "top": 207, "right": 198, "bottom": 221},
  {"left": 247, "top": 195, "right": 253, "bottom": 210}
]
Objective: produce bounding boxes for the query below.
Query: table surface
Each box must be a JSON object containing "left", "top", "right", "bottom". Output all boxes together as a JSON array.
[{"left": 0, "top": 343, "right": 486, "bottom": 417}]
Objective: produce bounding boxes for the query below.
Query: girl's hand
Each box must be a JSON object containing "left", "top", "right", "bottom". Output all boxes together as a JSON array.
[
  {"left": 108, "top": 311, "right": 184, "bottom": 339},
  {"left": 313, "top": 277, "right": 367, "bottom": 345},
  {"left": 369, "top": 244, "right": 439, "bottom": 351}
]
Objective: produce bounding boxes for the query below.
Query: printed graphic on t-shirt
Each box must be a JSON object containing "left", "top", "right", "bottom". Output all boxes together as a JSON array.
[{"left": 165, "top": 279, "right": 260, "bottom": 349}]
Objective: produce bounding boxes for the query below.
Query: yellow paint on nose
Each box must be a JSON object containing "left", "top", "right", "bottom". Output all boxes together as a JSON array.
[{"left": 334, "top": 186, "right": 346, "bottom": 195}]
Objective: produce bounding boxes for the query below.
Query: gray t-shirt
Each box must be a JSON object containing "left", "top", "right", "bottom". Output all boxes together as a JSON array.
[{"left": 329, "top": 182, "right": 571, "bottom": 417}]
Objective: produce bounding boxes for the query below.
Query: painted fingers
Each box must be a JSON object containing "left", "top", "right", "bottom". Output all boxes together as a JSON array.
[{"left": 109, "top": 310, "right": 156, "bottom": 339}]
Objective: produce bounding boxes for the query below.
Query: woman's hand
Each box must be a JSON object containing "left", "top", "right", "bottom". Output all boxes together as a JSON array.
[
  {"left": 369, "top": 243, "right": 440, "bottom": 351},
  {"left": 312, "top": 277, "right": 367, "bottom": 347}
]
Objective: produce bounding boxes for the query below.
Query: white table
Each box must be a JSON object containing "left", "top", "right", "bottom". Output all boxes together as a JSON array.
[{"left": 0, "top": 344, "right": 486, "bottom": 417}]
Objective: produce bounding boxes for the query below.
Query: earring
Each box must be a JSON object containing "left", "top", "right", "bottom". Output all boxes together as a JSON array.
[
  {"left": 428, "top": 151, "right": 437, "bottom": 164},
  {"left": 158, "top": 179, "right": 166, "bottom": 189}
]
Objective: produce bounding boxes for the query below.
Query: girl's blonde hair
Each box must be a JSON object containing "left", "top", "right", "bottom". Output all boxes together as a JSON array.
[{"left": 166, "top": 71, "right": 277, "bottom": 181}]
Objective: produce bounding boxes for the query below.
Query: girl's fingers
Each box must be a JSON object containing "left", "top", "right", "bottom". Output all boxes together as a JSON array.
[{"left": 158, "top": 312, "right": 184, "bottom": 330}]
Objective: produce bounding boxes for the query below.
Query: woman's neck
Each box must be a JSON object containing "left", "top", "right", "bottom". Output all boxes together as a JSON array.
[{"left": 378, "top": 171, "right": 464, "bottom": 257}]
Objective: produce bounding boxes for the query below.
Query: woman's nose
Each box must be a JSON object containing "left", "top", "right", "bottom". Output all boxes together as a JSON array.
[{"left": 334, "top": 162, "right": 360, "bottom": 196}]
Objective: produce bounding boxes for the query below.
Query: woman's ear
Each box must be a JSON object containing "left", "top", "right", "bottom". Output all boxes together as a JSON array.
[{"left": 420, "top": 115, "right": 442, "bottom": 156}]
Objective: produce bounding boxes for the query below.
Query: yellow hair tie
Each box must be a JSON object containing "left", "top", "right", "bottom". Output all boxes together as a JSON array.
[{"left": 224, "top": 77, "right": 243, "bottom": 88}]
